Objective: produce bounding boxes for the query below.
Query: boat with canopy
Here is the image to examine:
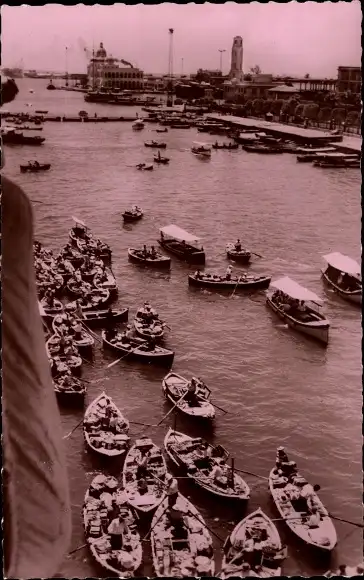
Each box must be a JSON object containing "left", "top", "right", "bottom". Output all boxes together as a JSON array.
[
  {"left": 266, "top": 277, "right": 329, "bottom": 345},
  {"left": 313, "top": 152, "right": 360, "bottom": 168},
  {"left": 158, "top": 224, "right": 205, "bottom": 264},
  {"left": 191, "top": 141, "right": 212, "bottom": 157},
  {"left": 322, "top": 252, "right": 361, "bottom": 305}
]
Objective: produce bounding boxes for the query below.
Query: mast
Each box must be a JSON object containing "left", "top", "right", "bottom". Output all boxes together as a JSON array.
[
  {"left": 166, "top": 28, "right": 174, "bottom": 107},
  {"left": 65, "top": 46, "right": 69, "bottom": 87}
]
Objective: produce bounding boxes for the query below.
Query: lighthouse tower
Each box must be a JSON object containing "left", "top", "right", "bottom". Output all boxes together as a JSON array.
[{"left": 229, "top": 36, "right": 243, "bottom": 80}]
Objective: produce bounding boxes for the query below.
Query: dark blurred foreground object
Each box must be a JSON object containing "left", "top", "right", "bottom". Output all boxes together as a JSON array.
[
  {"left": 1, "top": 75, "right": 19, "bottom": 105},
  {"left": 2, "top": 73, "right": 72, "bottom": 577}
]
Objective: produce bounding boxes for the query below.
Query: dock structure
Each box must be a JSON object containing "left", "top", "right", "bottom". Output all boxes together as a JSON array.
[
  {"left": 206, "top": 114, "right": 346, "bottom": 146},
  {"left": 332, "top": 136, "right": 361, "bottom": 154},
  {"left": 43, "top": 115, "right": 138, "bottom": 123}
]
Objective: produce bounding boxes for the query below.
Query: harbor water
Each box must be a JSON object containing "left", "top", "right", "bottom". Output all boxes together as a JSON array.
[{"left": 4, "top": 79, "right": 362, "bottom": 577}]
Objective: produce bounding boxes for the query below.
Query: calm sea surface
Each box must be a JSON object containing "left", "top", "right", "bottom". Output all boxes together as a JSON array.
[{"left": 4, "top": 79, "right": 362, "bottom": 577}]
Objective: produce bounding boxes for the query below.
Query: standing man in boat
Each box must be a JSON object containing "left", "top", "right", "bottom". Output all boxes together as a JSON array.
[
  {"left": 107, "top": 514, "right": 128, "bottom": 551},
  {"left": 235, "top": 239, "right": 242, "bottom": 251},
  {"left": 226, "top": 265, "right": 233, "bottom": 281},
  {"left": 165, "top": 473, "right": 179, "bottom": 508}
]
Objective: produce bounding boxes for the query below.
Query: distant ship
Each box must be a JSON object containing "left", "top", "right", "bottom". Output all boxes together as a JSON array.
[{"left": 2, "top": 67, "right": 23, "bottom": 78}]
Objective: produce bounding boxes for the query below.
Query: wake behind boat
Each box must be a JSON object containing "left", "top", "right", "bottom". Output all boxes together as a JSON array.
[
  {"left": 123, "top": 437, "right": 167, "bottom": 513},
  {"left": 158, "top": 224, "right": 205, "bottom": 265},
  {"left": 221, "top": 508, "right": 285, "bottom": 578},
  {"left": 162, "top": 373, "right": 215, "bottom": 419},
  {"left": 151, "top": 493, "right": 215, "bottom": 577},
  {"left": 322, "top": 252, "right": 361, "bottom": 305},
  {"left": 83, "top": 392, "right": 130, "bottom": 457},
  {"left": 164, "top": 428, "right": 250, "bottom": 499},
  {"left": 83, "top": 474, "right": 142, "bottom": 577},
  {"left": 266, "top": 277, "right": 330, "bottom": 345}
]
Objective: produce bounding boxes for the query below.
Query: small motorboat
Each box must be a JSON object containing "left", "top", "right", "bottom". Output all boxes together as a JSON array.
[
  {"left": 162, "top": 373, "right": 215, "bottom": 419},
  {"left": 102, "top": 330, "right": 175, "bottom": 367},
  {"left": 151, "top": 494, "right": 215, "bottom": 577},
  {"left": 269, "top": 454, "right": 337, "bottom": 550},
  {"left": 83, "top": 475, "right": 142, "bottom": 576},
  {"left": 226, "top": 243, "right": 252, "bottom": 264},
  {"left": 191, "top": 141, "right": 212, "bottom": 158},
  {"left": 83, "top": 392, "right": 130, "bottom": 457},
  {"left": 266, "top": 277, "right": 330, "bottom": 345},
  {"left": 20, "top": 161, "right": 51, "bottom": 172},
  {"left": 164, "top": 428, "right": 250, "bottom": 499},
  {"left": 123, "top": 437, "right": 168, "bottom": 513},
  {"left": 122, "top": 207, "right": 144, "bottom": 222},
  {"left": 144, "top": 140, "right": 167, "bottom": 149},
  {"left": 158, "top": 224, "right": 205, "bottom": 265},
  {"left": 221, "top": 508, "right": 285, "bottom": 578},
  {"left": 189, "top": 272, "right": 271, "bottom": 291},
  {"left": 136, "top": 162, "right": 154, "bottom": 171},
  {"left": 322, "top": 252, "right": 361, "bottom": 305},
  {"left": 132, "top": 119, "right": 145, "bottom": 130},
  {"left": 128, "top": 248, "right": 171, "bottom": 269}
]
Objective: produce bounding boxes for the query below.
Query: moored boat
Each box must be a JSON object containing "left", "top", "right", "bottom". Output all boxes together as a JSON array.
[
  {"left": 243, "top": 144, "right": 283, "bottom": 154},
  {"left": 53, "top": 374, "right": 86, "bottom": 402},
  {"left": 83, "top": 392, "right": 130, "bottom": 457},
  {"left": 39, "top": 297, "right": 63, "bottom": 317},
  {"left": 221, "top": 508, "right": 285, "bottom": 578},
  {"left": 158, "top": 224, "right": 205, "bottom": 265},
  {"left": 164, "top": 428, "right": 250, "bottom": 499},
  {"left": 132, "top": 119, "right": 145, "bottom": 130},
  {"left": 322, "top": 252, "right": 361, "bottom": 305},
  {"left": 128, "top": 247, "right": 171, "bottom": 269},
  {"left": 83, "top": 474, "right": 142, "bottom": 576},
  {"left": 68, "top": 289, "right": 111, "bottom": 310},
  {"left": 52, "top": 313, "right": 95, "bottom": 352},
  {"left": 226, "top": 242, "right": 252, "bottom": 264},
  {"left": 189, "top": 271, "right": 271, "bottom": 291},
  {"left": 191, "top": 141, "right": 212, "bottom": 157},
  {"left": 102, "top": 330, "right": 174, "bottom": 367},
  {"left": 151, "top": 494, "right": 215, "bottom": 577},
  {"left": 162, "top": 373, "right": 215, "bottom": 419},
  {"left": 296, "top": 147, "right": 336, "bottom": 162},
  {"left": 65, "top": 305, "right": 129, "bottom": 327},
  {"left": 313, "top": 152, "right": 360, "bottom": 168},
  {"left": 123, "top": 437, "right": 168, "bottom": 513},
  {"left": 93, "top": 268, "right": 118, "bottom": 297},
  {"left": 266, "top": 277, "right": 330, "bottom": 345},
  {"left": 269, "top": 455, "right": 337, "bottom": 550}
]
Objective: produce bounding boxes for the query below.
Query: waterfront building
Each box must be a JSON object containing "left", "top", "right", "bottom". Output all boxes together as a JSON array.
[
  {"left": 87, "top": 42, "right": 143, "bottom": 91},
  {"left": 268, "top": 84, "right": 299, "bottom": 100},
  {"left": 143, "top": 74, "right": 167, "bottom": 92},
  {"left": 337, "top": 66, "right": 361, "bottom": 94},
  {"left": 223, "top": 73, "right": 276, "bottom": 100},
  {"left": 229, "top": 36, "right": 243, "bottom": 81}
]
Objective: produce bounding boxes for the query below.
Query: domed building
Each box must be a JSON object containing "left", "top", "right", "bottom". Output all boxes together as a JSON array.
[{"left": 87, "top": 42, "right": 144, "bottom": 92}]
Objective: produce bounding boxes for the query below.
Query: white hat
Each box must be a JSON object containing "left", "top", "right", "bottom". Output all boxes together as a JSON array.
[{"left": 277, "top": 446, "right": 285, "bottom": 451}]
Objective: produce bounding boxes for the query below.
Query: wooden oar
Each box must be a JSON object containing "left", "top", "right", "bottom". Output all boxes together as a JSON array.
[
  {"left": 233, "top": 466, "right": 268, "bottom": 481},
  {"left": 252, "top": 252, "right": 264, "bottom": 259},
  {"left": 186, "top": 509, "right": 224, "bottom": 543},
  {"left": 142, "top": 505, "right": 170, "bottom": 542},
  {"left": 210, "top": 400, "right": 229, "bottom": 414},
  {"left": 107, "top": 343, "right": 143, "bottom": 369},
  {"left": 75, "top": 316, "right": 102, "bottom": 344},
  {"left": 229, "top": 276, "right": 241, "bottom": 298},
  {"left": 129, "top": 420, "right": 156, "bottom": 427},
  {"left": 329, "top": 513, "right": 364, "bottom": 528},
  {"left": 63, "top": 416, "right": 84, "bottom": 439},
  {"left": 68, "top": 542, "right": 87, "bottom": 555},
  {"left": 156, "top": 391, "right": 188, "bottom": 426}
]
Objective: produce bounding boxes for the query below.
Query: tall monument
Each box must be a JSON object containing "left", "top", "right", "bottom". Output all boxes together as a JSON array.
[{"left": 229, "top": 36, "right": 243, "bottom": 80}]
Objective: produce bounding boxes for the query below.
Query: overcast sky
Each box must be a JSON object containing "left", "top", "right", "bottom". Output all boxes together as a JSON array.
[{"left": 2, "top": 2, "right": 361, "bottom": 77}]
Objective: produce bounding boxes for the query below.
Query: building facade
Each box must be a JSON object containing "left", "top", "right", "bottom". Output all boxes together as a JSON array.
[
  {"left": 87, "top": 43, "right": 143, "bottom": 91},
  {"left": 229, "top": 36, "right": 243, "bottom": 81},
  {"left": 224, "top": 74, "right": 276, "bottom": 101},
  {"left": 337, "top": 66, "right": 361, "bottom": 94}
]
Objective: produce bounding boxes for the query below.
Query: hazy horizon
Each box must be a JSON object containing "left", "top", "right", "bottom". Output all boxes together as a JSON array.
[{"left": 2, "top": 2, "right": 361, "bottom": 77}]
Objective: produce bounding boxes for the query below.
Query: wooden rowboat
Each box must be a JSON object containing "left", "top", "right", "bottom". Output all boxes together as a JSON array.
[
  {"left": 102, "top": 330, "right": 174, "bottom": 367},
  {"left": 134, "top": 307, "right": 165, "bottom": 341},
  {"left": 123, "top": 437, "right": 167, "bottom": 513},
  {"left": 67, "top": 289, "right": 111, "bottom": 311},
  {"left": 83, "top": 475, "right": 142, "bottom": 577},
  {"left": 151, "top": 494, "right": 215, "bottom": 577},
  {"left": 53, "top": 375, "right": 86, "bottom": 403},
  {"left": 122, "top": 209, "right": 143, "bottom": 222},
  {"left": 226, "top": 243, "right": 252, "bottom": 264},
  {"left": 268, "top": 467, "right": 337, "bottom": 550},
  {"left": 39, "top": 298, "right": 63, "bottom": 317},
  {"left": 65, "top": 305, "right": 129, "bottom": 327},
  {"left": 164, "top": 428, "right": 250, "bottom": 500},
  {"left": 128, "top": 248, "right": 171, "bottom": 269},
  {"left": 188, "top": 273, "right": 271, "bottom": 291},
  {"left": 83, "top": 392, "right": 130, "bottom": 457},
  {"left": 52, "top": 315, "right": 94, "bottom": 352},
  {"left": 93, "top": 268, "right": 118, "bottom": 297},
  {"left": 221, "top": 508, "right": 284, "bottom": 578},
  {"left": 162, "top": 372, "right": 215, "bottom": 419}
]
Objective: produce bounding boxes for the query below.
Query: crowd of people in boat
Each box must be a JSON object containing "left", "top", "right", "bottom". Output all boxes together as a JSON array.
[
  {"left": 138, "top": 245, "right": 161, "bottom": 260},
  {"left": 271, "top": 291, "right": 314, "bottom": 321},
  {"left": 84, "top": 396, "right": 129, "bottom": 452},
  {"left": 325, "top": 265, "right": 361, "bottom": 292}
]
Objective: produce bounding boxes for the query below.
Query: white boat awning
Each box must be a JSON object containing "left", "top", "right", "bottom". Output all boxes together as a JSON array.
[
  {"left": 270, "top": 276, "right": 323, "bottom": 304},
  {"left": 160, "top": 224, "right": 201, "bottom": 243},
  {"left": 323, "top": 252, "right": 361, "bottom": 277}
]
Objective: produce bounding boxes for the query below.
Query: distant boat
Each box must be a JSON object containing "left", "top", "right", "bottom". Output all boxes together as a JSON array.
[
  {"left": 29, "top": 89, "right": 34, "bottom": 93},
  {"left": 47, "top": 80, "right": 56, "bottom": 91}
]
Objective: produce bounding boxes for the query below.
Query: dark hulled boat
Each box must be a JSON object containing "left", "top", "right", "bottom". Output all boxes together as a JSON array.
[
  {"left": 128, "top": 248, "right": 171, "bottom": 268},
  {"left": 188, "top": 272, "right": 271, "bottom": 290},
  {"left": 102, "top": 331, "right": 174, "bottom": 367},
  {"left": 158, "top": 224, "right": 205, "bottom": 265}
]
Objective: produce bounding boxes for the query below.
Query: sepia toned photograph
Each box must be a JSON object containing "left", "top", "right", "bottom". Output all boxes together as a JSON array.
[{"left": 1, "top": 2, "right": 362, "bottom": 578}]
